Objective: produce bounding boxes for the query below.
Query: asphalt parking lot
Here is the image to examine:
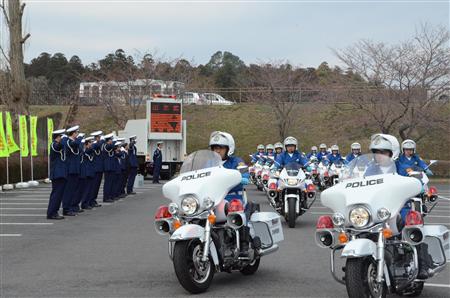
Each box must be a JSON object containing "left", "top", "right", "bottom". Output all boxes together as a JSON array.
[{"left": 0, "top": 181, "right": 449, "bottom": 297}]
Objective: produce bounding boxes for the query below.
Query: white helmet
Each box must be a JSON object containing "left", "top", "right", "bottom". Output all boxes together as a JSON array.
[
  {"left": 311, "top": 146, "right": 318, "bottom": 151},
  {"left": 257, "top": 144, "right": 265, "bottom": 151},
  {"left": 319, "top": 143, "right": 327, "bottom": 150},
  {"left": 331, "top": 145, "right": 339, "bottom": 152},
  {"left": 369, "top": 133, "right": 400, "bottom": 160},
  {"left": 351, "top": 142, "right": 361, "bottom": 150},
  {"left": 266, "top": 144, "right": 275, "bottom": 151},
  {"left": 209, "top": 131, "right": 235, "bottom": 156},
  {"left": 284, "top": 136, "right": 298, "bottom": 148},
  {"left": 274, "top": 142, "right": 283, "bottom": 149},
  {"left": 401, "top": 139, "right": 416, "bottom": 152}
]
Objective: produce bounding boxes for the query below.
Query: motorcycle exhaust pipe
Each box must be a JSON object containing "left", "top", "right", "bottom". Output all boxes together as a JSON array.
[
  {"left": 154, "top": 219, "right": 173, "bottom": 235},
  {"left": 227, "top": 212, "right": 246, "bottom": 229},
  {"left": 315, "top": 230, "right": 336, "bottom": 248},
  {"left": 402, "top": 226, "right": 424, "bottom": 245},
  {"left": 258, "top": 244, "right": 279, "bottom": 256}
]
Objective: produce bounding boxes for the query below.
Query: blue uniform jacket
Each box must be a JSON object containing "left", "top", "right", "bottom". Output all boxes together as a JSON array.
[
  {"left": 92, "top": 140, "right": 104, "bottom": 173},
  {"left": 223, "top": 156, "right": 249, "bottom": 200},
  {"left": 327, "top": 153, "right": 344, "bottom": 165},
  {"left": 251, "top": 152, "right": 265, "bottom": 163},
  {"left": 120, "top": 151, "right": 128, "bottom": 170},
  {"left": 153, "top": 148, "right": 162, "bottom": 166},
  {"left": 114, "top": 151, "right": 122, "bottom": 174},
  {"left": 63, "top": 136, "right": 82, "bottom": 175},
  {"left": 306, "top": 152, "right": 318, "bottom": 159},
  {"left": 346, "top": 153, "right": 361, "bottom": 163},
  {"left": 128, "top": 143, "right": 138, "bottom": 168},
  {"left": 103, "top": 142, "right": 116, "bottom": 172},
  {"left": 80, "top": 148, "right": 95, "bottom": 178},
  {"left": 317, "top": 151, "right": 328, "bottom": 161},
  {"left": 275, "top": 150, "right": 308, "bottom": 169},
  {"left": 396, "top": 154, "right": 429, "bottom": 177},
  {"left": 50, "top": 141, "right": 67, "bottom": 180}
]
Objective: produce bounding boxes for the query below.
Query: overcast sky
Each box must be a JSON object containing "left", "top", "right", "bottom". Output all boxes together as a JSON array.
[{"left": 16, "top": 0, "right": 450, "bottom": 68}]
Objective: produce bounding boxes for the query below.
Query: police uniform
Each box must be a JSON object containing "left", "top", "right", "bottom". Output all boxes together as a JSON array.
[
  {"left": 70, "top": 132, "right": 86, "bottom": 212},
  {"left": 80, "top": 137, "right": 95, "bottom": 209},
  {"left": 345, "top": 152, "right": 361, "bottom": 163},
  {"left": 90, "top": 131, "right": 104, "bottom": 207},
  {"left": 223, "top": 156, "right": 249, "bottom": 203},
  {"left": 152, "top": 142, "right": 163, "bottom": 183},
  {"left": 62, "top": 126, "right": 82, "bottom": 216},
  {"left": 326, "top": 153, "right": 344, "bottom": 165},
  {"left": 127, "top": 136, "right": 138, "bottom": 194},
  {"left": 275, "top": 150, "right": 309, "bottom": 168},
  {"left": 102, "top": 134, "right": 115, "bottom": 202},
  {"left": 112, "top": 141, "right": 124, "bottom": 199},
  {"left": 119, "top": 144, "right": 129, "bottom": 197},
  {"left": 317, "top": 151, "right": 328, "bottom": 162},
  {"left": 47, "top": 129, "right": 67, "bottom": 220}
]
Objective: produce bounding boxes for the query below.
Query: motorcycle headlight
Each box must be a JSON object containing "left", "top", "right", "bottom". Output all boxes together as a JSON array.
[
  {"left": 181, "top": 196, "right": 199, "bottom": 215},
  {"left": 168, "top": 202, "right": 179, "bottom": 215},
  {"left": 377, "top": 208, "right": 391, "bottom": 221},
  {"left": 349, "top": 206, "right": 370, "bottom": 228},
  {"left": 287, "top": 178, "right": 298, "bottom": 186},
  {"left": 332, "top": 212, "right": 345, "bottom": 227},
  {"left": 203, "top": 197, "right": 214, "bottom": 209}
]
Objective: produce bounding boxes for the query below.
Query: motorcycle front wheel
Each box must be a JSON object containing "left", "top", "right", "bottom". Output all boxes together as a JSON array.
[
  {"left": 240, "top": 258, "right": 260, "bottom": 275},
  {"left": 345, "top": 257, "right": 387, "bottom": 298},
  {"left": 287, "top": 197, "right": 297, "bottom": 228},
  {"left": 173, "top": 239, "right": 214, "bottom": 294}
]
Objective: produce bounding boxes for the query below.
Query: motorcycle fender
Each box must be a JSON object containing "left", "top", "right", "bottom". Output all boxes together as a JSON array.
[
  {"left": 169, "top": 224, "right": 219, "bottom": 266},
  {"left": 284, "top": 194, "right": 299, "bottom": 214},
  {"left": 341, "top": 239, "right": 377, "bottom": 258}
]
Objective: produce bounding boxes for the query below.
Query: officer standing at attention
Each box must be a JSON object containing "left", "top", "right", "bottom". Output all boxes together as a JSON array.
[
  {"left": 62, "top": 125, "right": 82, "bottom": 216},
  {"left": 152, "top": 141, "right": 163, "bottom": 184},
  {"left": 127, "top": 135, "right": 138, "bottom": 194},
  {"left": 90, "top": 131, "right": 104, "bottom": 208},
  {"left": 47, "top": 129, "right": 67, "bottom": 220},
  {"left": 102, "top": 133, "right": 115, "bottom": 203},
  {"left": 80, "top": 137, "right": 95, "bottom": 210}
]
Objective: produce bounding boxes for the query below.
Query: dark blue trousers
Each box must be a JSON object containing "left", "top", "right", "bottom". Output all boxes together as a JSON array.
[
  {"left": 92, "top": 172, "right": 103, "bottom": 202},
  {"left": 103, "top": 171, "right": 113, "bottom": 201},
  {"left": 47, "top": 178, "right": 66, "bottom": 217},
  {"left": 63, "top": 174, "right": 79, "bottom": 212},
  {"left": 153, "top": 164, "right": 161, "bottom": 183},
  {"left": 127, "top": 167, "right": 137, "bottom": 193},
  {"left": 81, "top": 177, "right": 94, "bottom": 208},
  {"left": 72, "top": 177, "right": 85, "bottom": 211},
  {"left": 113, "top": 173, "right": 122, "bottom": 198}
]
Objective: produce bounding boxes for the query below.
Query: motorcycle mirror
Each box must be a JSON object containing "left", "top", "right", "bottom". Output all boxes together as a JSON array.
[{"left": 429, "top": 160, "right": 438, "bottom": 166}]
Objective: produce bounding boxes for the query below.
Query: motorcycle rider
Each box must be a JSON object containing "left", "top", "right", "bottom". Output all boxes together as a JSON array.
[
  {"left": 326, "top": 145, "right": 344, "bottom": 165},
  {"left": 209, "top": 131, "right": 252, "bottom": 257},
  {"left": 266, "top": 144, "right": 275, "bottom": 157},
  {"left": 274, "top": 142, "right": 283, "bottom": 159},
  {"left": 368, "top": 133, "right": 433, "bottom": 279},
  {"left": 275, "top": 136, "right": 309, "bottom": 169},
  {"left": 317, "top": 143, "right": 328, "bottom": 161},
  {"left": 251, "top": 144, "right": 265, "bottom": 163},
  {"left": 345, "top": 142, "right": 362, "bottom": 163},
  {"left": 306, "top": 146, "right": 318, "bottom": 159},
  {"left": 396, "top": 139, "right": 433, "bottom": 177}
]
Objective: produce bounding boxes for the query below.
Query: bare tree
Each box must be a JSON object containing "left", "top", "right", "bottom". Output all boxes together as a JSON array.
[
  {"left": 0, "top": 0, "right": 30, "bottom": 114},
  {"left": 247, "top": 61, "right": 315, "bottom": 139},
  {"left": 333, "top": 23, "right": 450, "bottom": 141}
]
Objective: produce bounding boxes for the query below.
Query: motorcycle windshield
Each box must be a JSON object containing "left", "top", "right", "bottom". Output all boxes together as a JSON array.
[
  {"left": 285, "top": 162, "right": 302, "bottom": 177},
  {"left": 180, "top": 150, "right": 222, "bottom": 173},
  {"left": 340, "top": 153, "right": 396, "bottom": 181}
]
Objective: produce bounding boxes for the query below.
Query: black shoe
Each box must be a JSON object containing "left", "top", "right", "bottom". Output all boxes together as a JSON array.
[
  {"left": 63, "top": 211, "right": 77, "bottom": 216},
  {"left": 76, "top": 209, "right": 85, "bottom": 213},
  {"left": 118, "top": 194, "right": 127, "bottom": 199},
  {"left": 82, "top": 205, "right": 93, "bottom": 210},
  {"left": 153, "top": 181, "right": 160, "bottom": 184},
  {"left": 91, "top": 202, "right": 102, "bottom": 207},
  {"left": 47, "top": 215, "right": 65, "bottom": 220},
  {"left": 127, "top": 191, "right": 137, "bottom": 195},
  {"left": 103, "top": 199, "right": 114, "bottom": 203}
]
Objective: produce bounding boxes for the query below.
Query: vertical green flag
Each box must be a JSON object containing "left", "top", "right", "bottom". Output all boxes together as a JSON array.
[
  {"left": 5, "top": 111, "right": 19, "bottom": 154},
  {"left": 30, "top": 116, "right": 38, "bottom": 156},
  {"left": 0, "top": 112, "right": 9, "bottom": 157},
  {"left": 47, "top": 118, "right": 53, "bottom": 155},
  {"left": 19, "top": 115, "right": 29, "bottom": 157}
]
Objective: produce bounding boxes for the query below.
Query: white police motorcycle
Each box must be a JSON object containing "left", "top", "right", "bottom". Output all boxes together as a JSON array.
[
  {"left": 315, "top": 154, "right": 448, "bottom": 297},
  {"left": 154, "top": 150, "right": 284, "bottom": 294},
  {"left": 278, "top": 162, "right": 316, "bottom": 228}
]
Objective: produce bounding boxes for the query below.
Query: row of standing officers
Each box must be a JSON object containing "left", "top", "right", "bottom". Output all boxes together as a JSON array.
[{"left": 47, "top": 126, "right": 139, "bottom": 219}]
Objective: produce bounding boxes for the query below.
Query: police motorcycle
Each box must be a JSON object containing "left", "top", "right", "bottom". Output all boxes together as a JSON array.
[
  {"left": 318, "top": 158, "right": 333, "bottom": 190},
  {"left": 266, "top": 166, "right": 281, "bottom": 209},
  {"left": 261, "top": 156, "right": 275, "bottom": 192},
  {"left": 251, "top": 156, "right": 266, "bottom": 191},
  {"left": 154, "top": 150, "right": 284, "bottom": 294},
  {"left": 315, "top": 154, "right": 449, "bottom": 297},
  {"left": 306, "top": 156, "right": 321, "bottom": 187},
  {"left": 328, "top": 159, "right": 347, "bottom": 186},
  {"left": 277, "top": 162, "right": 316, "bottom": 228}
]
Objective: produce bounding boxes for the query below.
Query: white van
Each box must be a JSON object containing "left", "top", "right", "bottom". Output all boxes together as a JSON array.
[{"left": 202, "top": 93, "right": 235, "bottom": 105}]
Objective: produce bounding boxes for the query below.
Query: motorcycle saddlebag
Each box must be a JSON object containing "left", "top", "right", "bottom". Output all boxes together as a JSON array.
[
  {"left": 423, "top": 225, "right": 450, "bottom": 262},
  {"left": 250, "top": 212, "right": 284, "bottom": 249}
]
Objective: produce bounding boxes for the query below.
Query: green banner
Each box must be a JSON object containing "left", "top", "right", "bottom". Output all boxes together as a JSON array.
[
  {"left": 0, "top": 112, "right": 9, "bottom": 157},
  {"left": 19, "top": 115, "right": 29, "bottom": 157},
  {"left": 30, "top": 116, "right": 38, "bottom": 156},
  {"left": 47, "top": 118, "right": 53, "bottom": 155},
  {"left": 5, "top": 111, "right": 19, "bottom": 154}
]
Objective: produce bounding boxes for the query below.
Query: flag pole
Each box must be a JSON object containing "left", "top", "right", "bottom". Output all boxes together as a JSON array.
[
  {"left": 44, "top": 118, "right": 51, "bottom": 183},
  {"left": 16, "top": 114, "right": 29, "bottom": 189},
  {"left": 3, "top": 119, "right": 13, "bottom": 190},
  {"left": 28, "top": 115, "right": 38, "bottom": 186}
]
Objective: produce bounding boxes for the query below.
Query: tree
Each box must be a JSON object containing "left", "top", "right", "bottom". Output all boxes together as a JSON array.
[
  {"left": 0, "top": 0, "right": 31, "bottom": 114},
  {"left": 333, "top": 24, "right": 450, "bottom": 141}
]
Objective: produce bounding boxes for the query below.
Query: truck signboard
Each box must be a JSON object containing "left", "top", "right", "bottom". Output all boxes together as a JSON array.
[{"left": 150, "top": 102, "right": 182, "bottom": 133}]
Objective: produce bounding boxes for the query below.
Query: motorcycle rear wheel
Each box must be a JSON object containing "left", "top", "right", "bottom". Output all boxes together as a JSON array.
[
  {"left": 345, "top": 257, "right": 387, "bottom": 298},
  {"left": 173, "top": 240, "right": 214, "bottom": 294}
]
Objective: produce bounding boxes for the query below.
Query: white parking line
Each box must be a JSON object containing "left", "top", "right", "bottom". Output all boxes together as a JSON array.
[
  {"left": 0, "top": 214, "right": 46, "bottom": 216},
  {"left": 0, "top": 202, "right": 48, "bottom": 205},
  {"left": 426, "top": 222, "right": 450, "bottom": 226},
  {"left": 0, "top": 199, "right": 49, "bottom": 201},
  {"left": 427, "top": 215, "right": 450, "bottom": 218},
  {"left": 425, "top": 283, "right": 450, "bottom": 288},
  {"left": 0, "top": 234, "right": 22, "bottom": 237},
  {"left": 0, "top": 208, "right": 47, "bottom": 210},
  {"left": 0, "top": 223, "right": 53, "bottom": 225}
]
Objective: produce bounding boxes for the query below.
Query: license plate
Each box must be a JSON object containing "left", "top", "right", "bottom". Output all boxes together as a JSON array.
[{"left": 162, "top": 165, "right": 169, "bottom": 170}]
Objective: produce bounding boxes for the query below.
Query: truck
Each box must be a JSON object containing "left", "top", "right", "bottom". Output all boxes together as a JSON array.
[{"left": 119, "top": 95, "right": 187, "bottom": 180}]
